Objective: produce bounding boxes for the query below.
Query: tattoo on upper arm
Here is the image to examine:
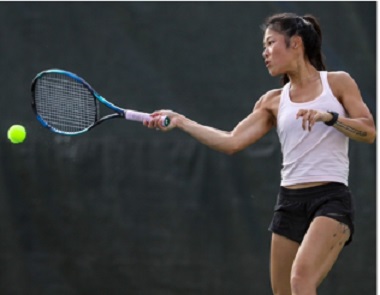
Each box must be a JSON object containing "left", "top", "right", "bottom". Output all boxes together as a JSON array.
[{"left": 335, "top": 121, "right": 367, "bottom": 137}]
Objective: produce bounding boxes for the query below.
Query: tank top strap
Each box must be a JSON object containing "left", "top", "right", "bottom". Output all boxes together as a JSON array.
[
  {"left": 319, "top": 71, "right": 335, "bottom": 98},
  {"left": 280, "top": 82, "right": 291, "bottom": 107}
]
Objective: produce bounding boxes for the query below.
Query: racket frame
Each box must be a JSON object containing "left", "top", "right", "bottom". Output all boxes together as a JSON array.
[{"left": 31, "top": 69, "right": 168, "bottom": 135}]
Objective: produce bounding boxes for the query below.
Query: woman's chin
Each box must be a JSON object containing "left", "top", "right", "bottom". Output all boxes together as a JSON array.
[{"left": 267, "top": 69, "right": 282, "bottom": 77}]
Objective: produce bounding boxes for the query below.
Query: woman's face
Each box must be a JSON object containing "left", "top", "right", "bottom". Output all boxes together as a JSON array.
[{"left": 262, "top": 28, "right": 295, "bottom": 77}]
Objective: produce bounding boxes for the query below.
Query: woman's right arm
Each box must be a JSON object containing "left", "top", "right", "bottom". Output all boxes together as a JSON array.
[{"left": 145, "top": 93, "right": 276, "bottom": 155}]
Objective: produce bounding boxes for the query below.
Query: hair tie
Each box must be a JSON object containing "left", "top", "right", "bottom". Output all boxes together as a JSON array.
[{"left": 301, "top": 17, "right": 311, "bottom": 26}]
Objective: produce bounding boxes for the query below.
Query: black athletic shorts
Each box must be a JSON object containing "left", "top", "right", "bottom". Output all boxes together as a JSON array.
[{"left": 268, "top": 182, "right": 355, "bottom": 245}]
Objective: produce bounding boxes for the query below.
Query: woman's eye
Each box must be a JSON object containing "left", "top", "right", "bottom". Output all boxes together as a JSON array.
[{"left": 263, "top": 40, "right": 274, "bottom": 49}]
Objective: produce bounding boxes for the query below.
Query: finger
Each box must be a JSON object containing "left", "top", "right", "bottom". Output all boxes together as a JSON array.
[
  {"left": 308, "top": 117, "right": 313, "bottom": 131},
  {"left": 302, "top": 111, "right": 310, "bottom": 130},
  {"left": 296, "top": 109, "right": 307, "bottom": 119},
  {"left": 151, "top": 112, "right": 161, "bottom": 118},
  {"left": 148, "top": 118, "right": 159, "bottom": 128},
  {"left": 310, "top": 111, "right": 323, "bottom": 130},
  {"left": 152, "top": 109, "right": 172, "bottom": 117},
  {"left": 309, "top": 112, "right": 318, "bottom": 130},
  {"left": 305, "top": 112, "right": 314, "bottom": 131},
  {"left": 309, "top": 118, "right": 314, "bottom": 131}
]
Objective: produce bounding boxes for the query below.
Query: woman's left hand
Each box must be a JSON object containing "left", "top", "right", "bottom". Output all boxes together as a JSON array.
[{"left": 296, "top": 109, "right": 333, "bottom": 131}]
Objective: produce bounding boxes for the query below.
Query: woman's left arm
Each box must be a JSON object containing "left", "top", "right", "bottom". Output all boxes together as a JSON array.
[
  {"left": 297, "top": 71, "right": 376, "bottom": 143},
  {"left": 330, "top": 71, "right": 376, "bottom": 143}
]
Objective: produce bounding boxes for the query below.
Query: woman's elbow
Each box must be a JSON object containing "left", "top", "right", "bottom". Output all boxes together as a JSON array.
[
  {"left": 358, "top": 127, "right": 376, "bottom": 144},
  {"left": 219, "top": 132, "right": 256, "bottom": 155},
  {"left": 223, "top": 148, "right": 238, "bottom": 155},
  {"left": 366, "top": 129, "right": 376, "bottom": 144},
  {"left": 222, "top": 142, "right": 246, "bottom": 155}
]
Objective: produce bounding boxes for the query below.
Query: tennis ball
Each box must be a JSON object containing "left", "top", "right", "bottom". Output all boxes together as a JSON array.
[{"left": 7, "top": 125, "right": 26, "bottom": 144}]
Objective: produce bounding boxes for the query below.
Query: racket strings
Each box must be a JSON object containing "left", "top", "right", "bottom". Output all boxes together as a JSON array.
[{"left": 34, "top": 73, "right": 98, "bottom": 132}]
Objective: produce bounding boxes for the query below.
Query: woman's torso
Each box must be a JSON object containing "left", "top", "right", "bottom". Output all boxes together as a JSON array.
[{"left": 264, "top": 71, "right": 349, "bottom": 189}]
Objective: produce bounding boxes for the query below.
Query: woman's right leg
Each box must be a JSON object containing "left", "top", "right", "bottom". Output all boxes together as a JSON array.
[{"left": 270, "top": 233, "right": 299, "bottom": 295}]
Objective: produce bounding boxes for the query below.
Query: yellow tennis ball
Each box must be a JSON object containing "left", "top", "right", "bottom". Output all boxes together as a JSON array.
[{"left": 7, "top": 125, "right": 26, "bottom": 144}]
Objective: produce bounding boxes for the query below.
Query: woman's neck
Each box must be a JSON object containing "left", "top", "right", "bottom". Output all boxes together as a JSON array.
[{"left": 287, "top": 63, "right": 320, "bottom": 87}]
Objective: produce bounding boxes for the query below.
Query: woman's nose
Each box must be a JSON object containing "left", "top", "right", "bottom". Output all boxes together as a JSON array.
[{"left": 262, "top": 48, "right": 268, "bottom": 59}]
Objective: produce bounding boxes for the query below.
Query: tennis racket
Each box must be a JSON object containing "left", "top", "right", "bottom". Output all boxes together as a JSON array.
[{"left": 31, "top": 69, "right": 170, "bottom": 135}]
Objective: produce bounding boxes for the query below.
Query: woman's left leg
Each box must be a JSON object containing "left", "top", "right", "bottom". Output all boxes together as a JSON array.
[{"left": 290, "top": 216, "right": 350, "bottom": 295}]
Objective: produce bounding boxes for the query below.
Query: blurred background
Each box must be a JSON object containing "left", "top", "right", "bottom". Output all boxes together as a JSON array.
[{"left": 0, "top": 2, "right": 376, "bottom": 295}]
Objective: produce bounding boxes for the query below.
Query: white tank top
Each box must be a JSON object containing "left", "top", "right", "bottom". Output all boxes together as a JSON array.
[{"left": 277, "top": 71, "right": 349, "bottom": 186}]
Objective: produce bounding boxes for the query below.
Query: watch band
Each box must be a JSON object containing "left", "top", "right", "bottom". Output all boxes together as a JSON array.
[{"left": 324, "top": 111, "right": 339, "bottom": 126}]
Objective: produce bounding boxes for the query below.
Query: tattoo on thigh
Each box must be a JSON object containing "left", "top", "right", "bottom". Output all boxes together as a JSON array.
[
  {"left": 339, "top": 222, "right": 349, "bottom": 235},
  {"left": 332, "top": 223, "right": 349, "bottom": 239}
]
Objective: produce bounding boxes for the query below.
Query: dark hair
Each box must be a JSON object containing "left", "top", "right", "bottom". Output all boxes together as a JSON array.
[{"left": 261, "top": 13, "right": 326, "bottom": 85}]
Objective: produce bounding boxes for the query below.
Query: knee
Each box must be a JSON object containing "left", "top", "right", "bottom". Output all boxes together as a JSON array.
[{"left": 290, "top": 267, "right": 316, "bottom": 294}]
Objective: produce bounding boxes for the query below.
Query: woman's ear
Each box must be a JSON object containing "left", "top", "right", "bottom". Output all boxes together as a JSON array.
[{"left": 291, "top": 35, "right": 302, "bottom": 49}]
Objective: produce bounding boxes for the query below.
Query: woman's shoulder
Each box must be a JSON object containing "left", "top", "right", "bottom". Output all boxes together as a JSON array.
[
  {"left": 326, "top": 70, "right": 355, "bottom": 84},
  {"left": 253, "top": 88, "right": 282, "bottom": 113},
  {"left": 262, "top": 88, "right": 283, "bottom": 101},
  {"left": 326, "top": 71, "right": 358, "bottom": 98}
]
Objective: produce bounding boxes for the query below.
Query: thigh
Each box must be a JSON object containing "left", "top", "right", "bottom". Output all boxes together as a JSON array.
[
  {"left": 291, "top": 216, "right": 350, "bottom": 286},
  {"left": 313, "top": 186, "right": 355, "bottom": 245},
  {"left": 270, "top": 233, "right": 299, "bottom": 295}
]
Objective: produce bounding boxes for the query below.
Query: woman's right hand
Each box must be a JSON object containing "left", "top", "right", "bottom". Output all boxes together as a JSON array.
[{"left": 144, "top": 109, "right": 183, "bottom": 132}]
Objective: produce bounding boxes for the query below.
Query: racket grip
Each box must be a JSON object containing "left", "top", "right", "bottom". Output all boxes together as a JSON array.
[{"left": 124, "top": 110, "right": 170, "bottom": 127}]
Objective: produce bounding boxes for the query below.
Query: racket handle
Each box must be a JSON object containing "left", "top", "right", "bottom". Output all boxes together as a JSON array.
[{"left": 124, "top": 110, "right": 170, "bottom": 127}]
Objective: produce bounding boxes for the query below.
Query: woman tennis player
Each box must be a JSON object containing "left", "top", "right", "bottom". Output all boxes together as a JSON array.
[{"left": 144, "top": 13, "right": 376, "bottom": 295}]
